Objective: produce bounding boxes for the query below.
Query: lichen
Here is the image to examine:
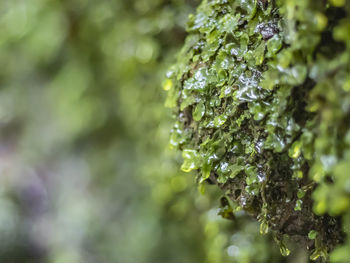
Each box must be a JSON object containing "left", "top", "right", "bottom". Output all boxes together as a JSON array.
[{"left": 166, "top": 0, "right": 350, "bottom": 261}]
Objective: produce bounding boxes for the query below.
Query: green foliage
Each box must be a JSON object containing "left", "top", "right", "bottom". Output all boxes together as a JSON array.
[
  {"left": 167, "top": 0, "right": 350, "bottom": 261},
  {"left": 0, "top": 0, "right": 243, "bottom": 262}
]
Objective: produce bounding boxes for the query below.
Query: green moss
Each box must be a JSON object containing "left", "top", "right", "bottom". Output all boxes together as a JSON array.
[{"left": 167, "top": 0, "right": 350, "bottom": 261}]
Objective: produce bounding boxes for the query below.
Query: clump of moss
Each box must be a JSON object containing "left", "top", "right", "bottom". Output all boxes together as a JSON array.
[{"left": 166, "top": 0, "right": 350, "bottom": 261}]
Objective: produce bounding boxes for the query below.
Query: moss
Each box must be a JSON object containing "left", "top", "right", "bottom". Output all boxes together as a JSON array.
[{"left": 166, "top": 0, "right": 350, "bottom": 261}]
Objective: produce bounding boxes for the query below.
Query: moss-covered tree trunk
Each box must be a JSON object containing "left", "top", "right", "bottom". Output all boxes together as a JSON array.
[{"left": 166, "top": 0, "right": 350, "bottom": 261}]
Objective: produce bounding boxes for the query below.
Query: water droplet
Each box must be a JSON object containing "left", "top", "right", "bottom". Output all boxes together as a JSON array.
[
  {"left": 181, "top": 149, "right": 200, "bottom": 172},
  {"left": 214, "top": 114, "right": 228, "bottom": 127}
]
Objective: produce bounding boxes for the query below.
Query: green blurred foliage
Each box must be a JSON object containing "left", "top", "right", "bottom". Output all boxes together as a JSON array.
[{"left": 0, "top": 0, "right": 207, "bottom": 262}]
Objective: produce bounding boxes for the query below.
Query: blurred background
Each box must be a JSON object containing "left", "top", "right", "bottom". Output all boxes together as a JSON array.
[{"left": 0, "top": 0, "right": 292, "bottom": 262}]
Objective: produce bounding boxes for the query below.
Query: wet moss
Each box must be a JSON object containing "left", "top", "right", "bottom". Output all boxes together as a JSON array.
[{"left": 166, "top": 0, "right": 350, "bottom": 261}]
